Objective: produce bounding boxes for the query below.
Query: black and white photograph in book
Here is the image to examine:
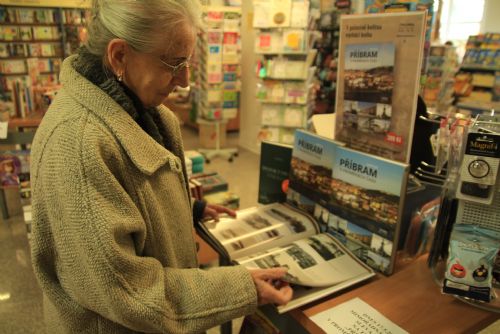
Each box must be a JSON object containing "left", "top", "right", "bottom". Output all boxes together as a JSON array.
[
  {"left": 265, "top": 206, "right": 308, "bottom": 233},
  {"left": 308, "top": 235, "right": 345, "bottom": 261}
]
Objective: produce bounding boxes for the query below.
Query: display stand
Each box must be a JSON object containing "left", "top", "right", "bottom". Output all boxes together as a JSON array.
[
  {"left": 197, "top": 118, "right": 237, "bottom": 163},
  {"left": 253, "top": 0, "right": 318, "bottom": 146},
  {"left": 429, "top": 114, "right": 500, "bottom": 314}
]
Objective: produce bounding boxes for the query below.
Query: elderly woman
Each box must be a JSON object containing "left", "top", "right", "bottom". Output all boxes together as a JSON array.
[{"left": 30, "top": 1, "right": 292, "bottom": 333}]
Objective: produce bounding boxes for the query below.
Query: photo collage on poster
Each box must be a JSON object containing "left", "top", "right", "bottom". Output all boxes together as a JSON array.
[
  {"left": 335, "top": 12, "right": 427, "bottom": 163},
  {"left": 343, "top": 43, "right": 395, "bottom": 136},
  {"left": 286, "top": 130, "right": 408, "bottom": 274}
]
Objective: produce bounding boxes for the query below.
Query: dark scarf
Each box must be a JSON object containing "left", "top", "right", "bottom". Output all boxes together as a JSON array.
[
  {"left": 73, "top": 47, "right": 197, "bottom": 212},
  {"left": 72, "top": 47, "right": 174, "bottom": 153}
]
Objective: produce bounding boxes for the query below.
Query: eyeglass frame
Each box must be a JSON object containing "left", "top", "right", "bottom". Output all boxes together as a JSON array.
[{"left": 158, "top": 57, "right": 191, "bottom": 77}]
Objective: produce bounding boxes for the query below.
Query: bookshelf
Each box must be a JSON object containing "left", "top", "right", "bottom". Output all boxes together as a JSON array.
[
  {"left": 0, "top": 4, "right": 89, "bottom": 120},
  {"left": 0, "top": 4, "right": 88, "bottom": 223},
  {"left": 253, "top": 0, "right": 319, "bottom": 146}
]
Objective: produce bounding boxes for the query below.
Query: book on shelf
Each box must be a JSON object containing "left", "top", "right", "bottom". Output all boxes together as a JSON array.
[
  {"left": 334, "top": 12, "right": 426, "bottom": 163},
  {"left": 189, "top": 178, "right": 203, "bottom": 201},
  {"left": 0, "top": 150, "right": 30, "bottom": 187},
  {"left": 196, "top": 202, "right": 375, "bottom": 313},
  {"left": 203, "top": 190, "right": 240, "bottom": 210},
  {"left": 287, "top": 130, "right": 409, "bottom": 275},
  {"left": 190, "top": 172, "right": 228, "bottom": 195},
  {"left": 258, "top": 140, "right": 292, "bottom": 205}
]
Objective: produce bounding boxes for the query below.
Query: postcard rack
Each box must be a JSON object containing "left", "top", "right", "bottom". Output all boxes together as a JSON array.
[{"left": 429, "top": 114, "right": 500, "bottom": 314}]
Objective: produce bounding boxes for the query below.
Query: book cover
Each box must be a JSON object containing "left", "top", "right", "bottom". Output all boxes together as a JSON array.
[
  {"left": 191, "top": 172, "right": 228, "bottom": 195},
  {"left": 335, "top": 12, "right": 426, "bottom": 163},
  {"left": 197, "top": 202, "right": 374, "bottom": 313},
  {"left": 258, "top": 141, "right": 292, "bottom": 204},
  {"left": 283, "top": 29, "right": 305, "bottom": 52},
  {"left": 287, "top": 130, "right": 409, "bottom": 274},
  {"left": 343, "top": 42, "right": 394, "bottom": 139},
  {"left": 0, "top": 150, "right": 30, "bottom": 187}
]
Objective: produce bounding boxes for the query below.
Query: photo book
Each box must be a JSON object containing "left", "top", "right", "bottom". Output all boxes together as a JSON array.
[
  {"left": 258, "top": 141, "right": 292, "bottom": 205},
  {"left": 335, "top": 12, "right": 426, "bottom": 163},
  {"left": 196, "top": 202, "right": 375, "bottom": 313},
  {"left": 287, "top": 130, "right": 409, "bottom": 275}
]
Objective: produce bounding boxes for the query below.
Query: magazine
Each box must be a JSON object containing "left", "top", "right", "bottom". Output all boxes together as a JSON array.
[
  {"left": 287, "top": 130, "right": 409, "bottom": 275},
  {"left": 196, "top": 202, "right": 375, "bottom": 313},
  {"left": 335, "top": 12, "right": 426, "bottom": 163}
]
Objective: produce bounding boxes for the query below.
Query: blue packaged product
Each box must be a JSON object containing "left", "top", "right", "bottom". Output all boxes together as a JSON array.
[{"left": 443, "top": 224, "right": 500, "bottom": 302}]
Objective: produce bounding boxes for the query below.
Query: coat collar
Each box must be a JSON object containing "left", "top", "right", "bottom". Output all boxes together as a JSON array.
[{"left": 60, "top": 55, "right": 178, "bottom": 176}]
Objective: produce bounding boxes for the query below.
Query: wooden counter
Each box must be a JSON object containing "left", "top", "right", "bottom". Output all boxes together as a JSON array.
[{"left": 289, "top": 256, "right": 500, "bottom": 334}]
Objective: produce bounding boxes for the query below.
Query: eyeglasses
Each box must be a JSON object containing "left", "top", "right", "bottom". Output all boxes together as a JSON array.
[{"left": 158, "top": 58, "right": 191, "bottom": 77}]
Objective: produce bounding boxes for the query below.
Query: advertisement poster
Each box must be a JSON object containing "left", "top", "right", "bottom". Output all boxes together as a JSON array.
[
  {"left": 343, "top": 43, "right": 395, "bottom": 135},
  {"left": 335, "top": 12, "right": 426, "bottom": 163}
]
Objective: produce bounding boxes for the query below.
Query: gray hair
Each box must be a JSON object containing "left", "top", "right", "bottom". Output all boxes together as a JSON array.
[{"left": 86, "top": 0, "right": 202, "bottom": 57}]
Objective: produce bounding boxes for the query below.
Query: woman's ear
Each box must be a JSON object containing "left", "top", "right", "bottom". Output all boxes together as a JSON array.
[{"left": 106, "top": 39, "right": 128, "bottom": 77}]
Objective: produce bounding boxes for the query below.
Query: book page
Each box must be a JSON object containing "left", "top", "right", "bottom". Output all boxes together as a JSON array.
[
  {"left": 237, "top": 233, "right": 370, "bottom": 287},
  {"left": 199, "top": 203, "right": 318, "bottom": 260}
]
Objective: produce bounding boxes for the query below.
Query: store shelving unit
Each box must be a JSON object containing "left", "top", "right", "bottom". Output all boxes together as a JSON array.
[
  {"left": 194, "top": 6, "right": 241, "bottom": 162},
  {"left": 0, "top": 4, "right": 89, "bottom": 226},
  {"left": 454, "top": 33, "right": 500, "bottom": 106},
  {"left": 253, "top": 0, "right": 319, "bottom": 146},
  {"left": 0, "top": 5, "right": 89, "bottom": 119},
  {"left": 422, "top": 44, "right": 458, "bottom": 114}
]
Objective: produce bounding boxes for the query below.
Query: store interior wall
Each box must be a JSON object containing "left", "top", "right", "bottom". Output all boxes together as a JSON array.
[{"left": 481, "top": 0, "right": 500, "bottom": 33}]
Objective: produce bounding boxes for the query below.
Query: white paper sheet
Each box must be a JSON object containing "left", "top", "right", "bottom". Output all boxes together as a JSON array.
[
  {"left": 310, "top": 297, "right": 409, "bottom": 334},
  {"left": 0, "top": 122, "right": 8, "bottom": 139}
]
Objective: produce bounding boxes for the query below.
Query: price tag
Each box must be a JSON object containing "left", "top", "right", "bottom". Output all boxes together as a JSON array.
[{"left": 0, "top": 122, "right": 8, "bottom": 139}]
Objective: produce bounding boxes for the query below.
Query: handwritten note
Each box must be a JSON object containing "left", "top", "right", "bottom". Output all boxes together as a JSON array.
[{"left": 310, "top": 298, "right": 408, "bottom": 334}]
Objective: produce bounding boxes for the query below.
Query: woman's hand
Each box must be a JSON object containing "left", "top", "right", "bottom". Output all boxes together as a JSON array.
[
  {"left": 249, "top": 267, "right": 293, "bottom": 306},
  {"left": 203, "top": 204, "right": 237, "bottom": 222}
]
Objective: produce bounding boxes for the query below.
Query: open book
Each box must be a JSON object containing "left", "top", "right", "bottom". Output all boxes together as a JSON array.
[{"left": 196, "top": 202, "right": 375, "bottom": 313}]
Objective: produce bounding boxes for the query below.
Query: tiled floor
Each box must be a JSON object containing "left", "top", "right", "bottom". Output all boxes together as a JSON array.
[{"left": 0, "top": 126, "right": 259, "bottom": 334}]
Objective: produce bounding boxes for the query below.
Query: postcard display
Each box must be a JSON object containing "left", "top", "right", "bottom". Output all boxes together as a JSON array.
[
  {"left": 196, "top": 7, "right": 241, "bottom": 122},
  {"left": 253, "top": 0, "right": 318, "bottom": 145}
]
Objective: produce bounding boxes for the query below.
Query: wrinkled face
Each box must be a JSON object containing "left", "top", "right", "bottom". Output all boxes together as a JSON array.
[{"left": 123, "top": 22, "right": 196, "bottom": 107}]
